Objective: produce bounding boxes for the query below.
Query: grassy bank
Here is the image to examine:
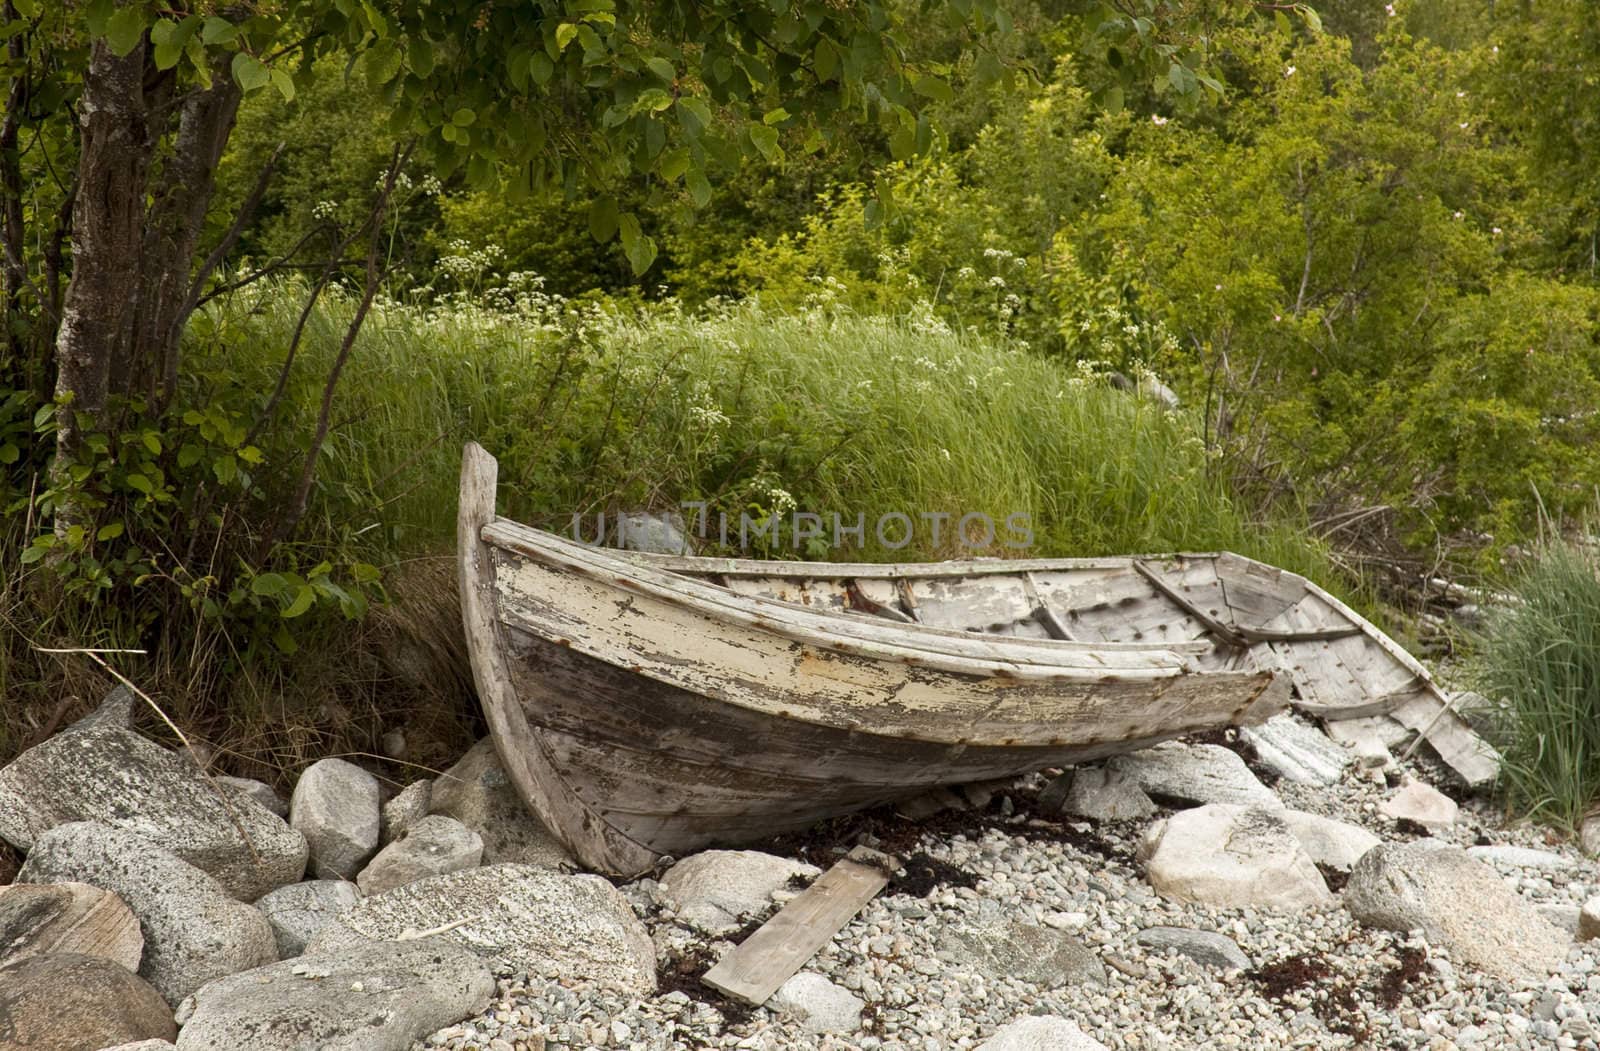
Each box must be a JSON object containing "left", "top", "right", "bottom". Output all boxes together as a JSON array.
[{"left": 212, "top": 286, "right": 1337, "bottom": 575}]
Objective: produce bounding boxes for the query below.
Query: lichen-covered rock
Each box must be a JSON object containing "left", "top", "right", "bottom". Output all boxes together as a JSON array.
[
  {"left": 427, "top": 739, "right": 570, "bottom": 869},
  {"left": 1279, "top": 810, "right": 1382, "bottom": 873},
  {"left": 16, "top": 822, "right": 277, "bottom": 1004},
  {"left": 356, "top": 815, "right": 482, "bottom": 896},
  {"left": 0, "top": 953, "right": 177, "bottom": 1050},
  {"left": 0, "top": 727, "right": 306, "bottom": 899},
  {"left": 305, "top": 864, "right": 655, "bottom": 995},
  {"left": 380, "top": 779, "right": 432, "bottom": 845},
  {"left": 255, "top": 880, "right": 362, "bottom": 958},
  {"left": 1344, "top": 842, "right": 1569, "bottom": 982},
  {"left": 291, "top": 758, "right": 381, "bottom": 881},
  {"left": 173, "top": 937, "right": 494, "bottom": 1051},
  {"left": 938, "top": 900, "right": 1106, "bottom": 987}
]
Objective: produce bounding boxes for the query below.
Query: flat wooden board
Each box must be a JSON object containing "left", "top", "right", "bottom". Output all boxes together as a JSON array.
[{"left": 703, "top": 845, "right": 894, "bottom": 1006}]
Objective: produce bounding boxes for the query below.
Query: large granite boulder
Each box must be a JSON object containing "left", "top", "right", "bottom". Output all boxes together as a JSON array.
[
  {"left": 305, "top": 864, "right": 655, "bottom": 995},
  {"left": 1344, "top": 843, "right": 1569, "bottom": 983},
  {"left": 0, "top": 880, "right": 143, "bottom": 971},
  {"left": 0, "top": 952, "right": 177, "bottom": 1050},
  {"left": 0, "top": 726, "right": 306, "bottom": 899},
  {"left": 291, "top": 758, "right": 381, "bottom": 881},
  {"left": 427, "top": 739, "right": 571, "bottom": 868},
  {"left": 1140, "top": 804, "right": 1333, "bottom": 910},
  {"left": 173, "top": 937, "right": 494, "bottom": 1051},
  {"left": 16, "top": 822, "right": 277, "bottom": 1004}
]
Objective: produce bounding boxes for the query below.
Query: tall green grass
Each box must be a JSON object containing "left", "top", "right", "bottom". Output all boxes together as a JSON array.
[
  {"left": 1476, "top": 541, "right": 1600, "bottom": 831},
  {"left": 207, "top": 285, "right": 1337, "bottom": 578}
]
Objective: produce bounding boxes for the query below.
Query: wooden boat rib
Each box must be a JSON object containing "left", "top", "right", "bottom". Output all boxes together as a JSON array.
[{"left": 458, "top": 443, "right": 1498, "bottom": 877}]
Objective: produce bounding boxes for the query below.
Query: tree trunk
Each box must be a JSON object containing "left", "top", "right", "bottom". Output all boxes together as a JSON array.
[
  {"left": 133, "top": 53, "right": 240, "bottom": 413},
  {"left": 50, "top": 38, "right": 153, "bottom": 534}
]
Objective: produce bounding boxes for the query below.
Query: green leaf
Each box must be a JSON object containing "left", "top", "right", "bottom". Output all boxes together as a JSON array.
[
  {"left": 140, "top": 432, "right": 161, "bottom": 455},
  {"left": 555, "top": 23, "right": 579, "bottom": 52},
  {"left": 762, "top": 107, "right": 791, "bottom": 126},
  {"left": 104, "top": 6, "right": 147, "bottom": 57},
  {"left": 912, "top": 75, "right": 954, "bottom": 102},
  {"left": 96, "top": 522, "right": 124, "bottom": 542},
  {"left": 588, "top": 195, "right": 619, "bottom": 242},
  {"left": 270, "top": 68, "right": 295, "bottom": 101},
  {"left": 251, "top": 572, "right": 287, "bottom": 596},
  {"left": 813, "top": 38, "right": 839, "bottom": 83},
  {"left": 749, "top": 123, "right": 782, "bottom": 162},
  {"left": 282, "top": 584, "right": 316, "bottom": 619},
  {"left": 1300, "top": 5, "right": 1323, "bottom": 33},
  {"left": 0, "top": 442, "right": 17, "bottom": 464},
  {"left": 125, "top": 473, "right": 153, "bottom": 495},
  {"left": 657, "top": 147, "right": 690, "bottom": 182},
  {"left": 686, "top": 169, "right": 712, "bottom": 207},
  {"left": 201, "top": 16, "right": 238, "bottom": 45},
  {"left": 408, "top": 36, "right": 435, "bottom": 77},
  {"left": 676, "top": 97, "right": 713, "bottom": 137},
  {"left": 1102, "top": 86, "right": 1124, "bottom": 113},
  {"left": 212, "top": 454, "right": 237, "bottom": 485},
  {"left": 231, "top": 53, "right": 271, "bottom": 93},
  {"left": 363, "top": 38, "right": 401, "bottom": 88},
  {"left": 618, "top": 214, "right": 658, "bottom": 274},
  {"left": 151, "top": 20, "right": 185, "bottom": 70},
  {"left": 646, "top": 56, "right": 675, "bottom": 82},
  {"left": 177, "top": 444, "right": 203, "bottom": 469},
  {"left": 351, "top": 562, "right": 382, "bottom": 583},
  {"left": 273, "top": 624, "right": 299, "bottom": 654},
  {"left": 452, "top": 107, "right": 476, "bottom": 126},
  {"left": 12, "top": 0, "right": 39, "bottom": 17}
]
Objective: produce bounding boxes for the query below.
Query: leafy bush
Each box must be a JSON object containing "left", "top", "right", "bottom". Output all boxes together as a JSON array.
[{"left": 1476, "top": 542, "right": 1600, "bottom": 832}]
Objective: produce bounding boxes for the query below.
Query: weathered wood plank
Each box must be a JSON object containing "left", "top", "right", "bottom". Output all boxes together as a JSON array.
[{"left": 703, "top": 846, "right": 894, "bottom": 1006}]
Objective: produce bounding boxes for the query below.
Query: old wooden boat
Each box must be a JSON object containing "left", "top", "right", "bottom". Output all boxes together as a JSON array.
[{"left": 464, "top": 441, "right": 1299, "bottom": 870}]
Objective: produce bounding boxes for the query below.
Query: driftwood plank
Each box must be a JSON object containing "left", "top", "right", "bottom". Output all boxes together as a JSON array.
[{"left": 703, "top": 846, "right": 894, "bottom": 1006}]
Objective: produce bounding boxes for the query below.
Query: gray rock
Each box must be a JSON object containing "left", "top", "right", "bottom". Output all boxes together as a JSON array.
[
  {"left": 1241, "top": 714, "right": 1349, "bottom": 785},
  {"left": 660, "top": 850, "right": 821, "bottom": 935},
  {"left": 16, "top": 822, "right": 278, "bottom": 1004},
  {"left": 618, "top": 511, "right": 691, "bottom": 554},
  {"left": 291, "top": 758, "right": 381, "bottom": 880},
  {"left": 305, "top": 864, "right": 655, "bottom": 995},
  {"left": 1580, "top": 898, "right": 1600, "bottom": 942},
  {"left": 381, "top": 778, "right": 432, "bottom": 845},
  {"left": 1379, "top": 780, "right": 1458, "bottom": 830},
  {"left": 1139, "top": 804, "right": 1333, "bottom": 910},
  {"left": 978, "top": 1017, "right": 1110, "bottom": 1050},
  {"left": 99, "top": 1042, "right": 177, "bottom": 1051},
  {"left": 767, "top": 972, "right": 864, "bottom": 1034},
  {"left": 357, "top": 815, "right": 483, "bottom": 896},
  {"left": 0, "top": 952, "right": 177, "bottom": 1050},
  {"left": 72, "top": 685, "right": 138, "bottom": 732},
  {"left": 1582, "top": 815, "right": 1600, "bottom": 857},
  {"left": 1323, "top": 718, "right": 1400, "bottom": 775},
  {"left": 0, "top": 880, "right": 143, "bottom": 971},
  {"left": 1136, "top": 926, "right": 1251, "bottom": 970},
  {"left": 217, "top": 776, "right": 287, "bottom": 818},
  {"left": 1539, "top": 904, "right": 1582, "bottom": 937},
  {"left": 1107, "top": 741, "right": 1282, "bottom": 809},
  {"left": 1466, "top": 845, "right": 1578, "bottom": 871},
  {"left": 428, "top": 739, "right": 571, "bottom": 869},
  {"left": 255, "top": 880, "right": 362, "bottom": 958},
  {"left": 938, "top": 900, "right": 1105, "bottom": 987},
  {"left": 172, "top": 937, "right": 494, "bottom": 1051},
  {"left": 0, "top": 727, "right": 307, "bottom": 900},
  {"left": 1048, "top": 767, "right": 1156, "bottom": 821},
  {"left": 1279, "top": 809, "right": 1382, "bottom": 872},
  {"left": 1344, "top": 842, "right": 1569, "bottom": 982}
]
